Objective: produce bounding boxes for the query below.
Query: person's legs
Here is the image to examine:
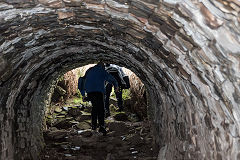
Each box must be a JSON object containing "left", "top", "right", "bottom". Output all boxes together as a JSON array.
[
  {"left": 104, "top": 83, "right": 112, "bottom": 117},
  {"left": 96, "top": 93, "right": 105, "bottom": 127},
  {"left": 116, "top": 87, "right": 123, "bottom": 111},
  {"left": 95, "top": 92, "right": 107, "bottom": 135},
  {"left": 88, "top": 92, "right": 107, "bottom": 135},
  {"left": 87, "top": 92, "right": 98, "bottom": 130}
]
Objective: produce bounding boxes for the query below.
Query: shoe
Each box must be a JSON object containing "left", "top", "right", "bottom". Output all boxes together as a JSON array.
[
  {"left": 99, "top": 126, "right": 107, "bottom": 136},
  {"left": 92, "top": 125, "right": 97, "bottom": 130}
]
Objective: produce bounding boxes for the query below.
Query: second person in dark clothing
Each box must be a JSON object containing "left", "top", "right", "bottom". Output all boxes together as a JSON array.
[
  {"left": 104, "top": 64, "right": 127, "bottom": 117},
  {"left": 79, "top": 62, "right": 118, "bottom": 135}
]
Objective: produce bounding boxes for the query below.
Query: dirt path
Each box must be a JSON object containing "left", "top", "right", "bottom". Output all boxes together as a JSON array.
[{"left": 41, "top": 103, "right": 158, "bottom": 160}]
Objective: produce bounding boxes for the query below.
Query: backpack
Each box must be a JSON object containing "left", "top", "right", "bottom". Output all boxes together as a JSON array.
[
  {"left": 122, "top": 76, "right": 130, "bottom": 89},
  {"left": 78, "top": 76, "right": 85, "bottom": 91}
]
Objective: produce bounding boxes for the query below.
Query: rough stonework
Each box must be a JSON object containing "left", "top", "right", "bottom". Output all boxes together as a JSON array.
[{"left": 0, "top": 0, "right": 239, "bottom": 159}]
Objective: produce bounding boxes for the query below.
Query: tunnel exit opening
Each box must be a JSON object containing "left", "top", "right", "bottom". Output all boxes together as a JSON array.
[{"left": 40, "top": 63, "right": 159, "bottom": 159}]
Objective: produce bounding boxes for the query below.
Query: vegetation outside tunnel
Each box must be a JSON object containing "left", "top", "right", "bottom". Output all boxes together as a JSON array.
[{"left": 48, "top": 64, "right": 147, "bottom": 121}]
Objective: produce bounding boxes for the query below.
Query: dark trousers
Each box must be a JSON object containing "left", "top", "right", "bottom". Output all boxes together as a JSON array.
[
  {"left": 87, "top": 92, "right": 105, "bottom": 127},
  {"left": 105, "top": 83, "right": 123, "bottom": 114}
]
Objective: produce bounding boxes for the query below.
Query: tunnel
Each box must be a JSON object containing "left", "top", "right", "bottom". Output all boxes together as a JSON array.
[{"left": 0, "top": 0, "right": 240, "bottom": 159}]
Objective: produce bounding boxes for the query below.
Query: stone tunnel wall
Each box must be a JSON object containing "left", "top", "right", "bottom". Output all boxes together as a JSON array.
[{"left": 0, "top": 0, "right": 240, "bottom": 159}]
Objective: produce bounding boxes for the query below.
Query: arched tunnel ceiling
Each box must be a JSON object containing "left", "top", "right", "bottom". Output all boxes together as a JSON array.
[{"left": 0, "top": 0, "right": 240, "bottom": 160}]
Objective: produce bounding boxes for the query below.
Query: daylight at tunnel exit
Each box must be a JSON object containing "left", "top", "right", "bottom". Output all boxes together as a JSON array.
[{"left": 0, "top": 0, "right": 240, "bottom": 160}]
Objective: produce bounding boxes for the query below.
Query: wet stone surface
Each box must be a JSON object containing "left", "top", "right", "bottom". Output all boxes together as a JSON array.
[{"left": 41, "top": 103, "right": 158, "bottom": 160}]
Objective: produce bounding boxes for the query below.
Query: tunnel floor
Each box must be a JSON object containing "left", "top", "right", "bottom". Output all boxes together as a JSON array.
[{"left": 41, "top": 98, "right": 158, "bottom": 160}]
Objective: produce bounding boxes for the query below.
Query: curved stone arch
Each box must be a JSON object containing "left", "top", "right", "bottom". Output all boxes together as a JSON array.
[
  {"left": 0, "top": 0, "right": 239, "bottom": 160},
  {"left": 12, "top": 44, "right": 164, "bottom": 159}
]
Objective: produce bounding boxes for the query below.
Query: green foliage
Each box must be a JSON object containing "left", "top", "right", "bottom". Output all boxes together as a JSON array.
[
  {"left": 122, "top": 89, "right": 131, "bottom": 100},
  {"left": 58, "top": 75, "right": 64, "bottom": 81},
  {"left": 75, "top": 92, "right": 92, "bottom": 107},
  {"left": 76, "top": 90, "right": 81, "bottom": 98},
  {"left": 75, "top": 90, "right": 85, "bottom": 104},
  {"left": 110, "top": 104, "right": 118, "bottom": 113},
  {"left": 110, "top": 88, "right": 116, "bottom": 99},
  {"left": 73, "top": 97, "right": 81, "bottom": 104},
  {"left": 110, "top": 88, "right": 131, "bottom": 100}
]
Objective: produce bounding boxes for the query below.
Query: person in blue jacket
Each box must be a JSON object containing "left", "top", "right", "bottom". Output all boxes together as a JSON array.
[{"left": 79, "top": 62, "right": 118, "bottom": 135}]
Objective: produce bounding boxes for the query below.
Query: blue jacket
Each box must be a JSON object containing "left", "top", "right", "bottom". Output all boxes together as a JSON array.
[{"left": 79, "top": 64, "right": 118, "bottom": 96}]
